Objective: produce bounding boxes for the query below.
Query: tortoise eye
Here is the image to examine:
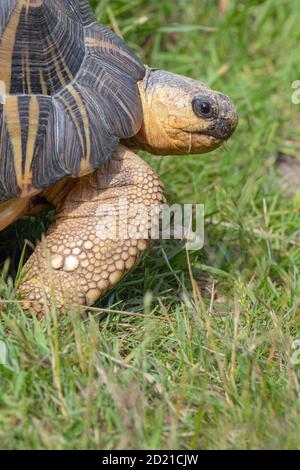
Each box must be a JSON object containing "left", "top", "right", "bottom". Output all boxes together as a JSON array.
[{"left": 192, "top": 96, "right": 214, "bottom": 118}]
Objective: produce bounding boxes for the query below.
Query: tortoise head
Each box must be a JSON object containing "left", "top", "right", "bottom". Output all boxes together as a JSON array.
[{"left": 126, "top": 68, "right": 238, "bottom": 155}]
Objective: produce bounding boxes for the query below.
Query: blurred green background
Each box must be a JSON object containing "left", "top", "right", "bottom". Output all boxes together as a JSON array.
[{"left": 1, "top": 0, "right": 300, "bottom": 450}]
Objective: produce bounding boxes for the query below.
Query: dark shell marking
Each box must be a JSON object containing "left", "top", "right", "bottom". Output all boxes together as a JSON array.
[{"left": 0, "top": 0, "right": 145, "bottom": 202}]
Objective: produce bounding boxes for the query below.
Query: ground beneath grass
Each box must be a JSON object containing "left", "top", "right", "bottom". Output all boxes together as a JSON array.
[{"left": 1, "top": 0, "right": 300, "bottom": 450}]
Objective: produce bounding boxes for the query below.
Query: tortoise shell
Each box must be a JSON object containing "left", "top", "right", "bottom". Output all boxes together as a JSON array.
[{"left": 0, "top": 0, "right": 145, "bottom": 202}]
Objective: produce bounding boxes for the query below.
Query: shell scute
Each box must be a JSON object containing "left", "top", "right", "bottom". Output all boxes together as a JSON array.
[{"left": 0, "top": 0, "right": 145, "bottom": 202}]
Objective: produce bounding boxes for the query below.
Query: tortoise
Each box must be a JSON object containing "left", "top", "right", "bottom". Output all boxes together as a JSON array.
[{"left": 0, "top": 0, "right": 238, "bottom": 316}]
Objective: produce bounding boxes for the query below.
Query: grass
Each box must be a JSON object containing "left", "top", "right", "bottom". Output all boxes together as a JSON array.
[{"left": 1, "top": 0, "right": 300, "bottom": 450}]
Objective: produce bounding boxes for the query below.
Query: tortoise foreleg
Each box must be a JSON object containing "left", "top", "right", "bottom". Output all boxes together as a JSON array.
[{"left": 18, "top": 146, "right": 164, "bottom": 318}]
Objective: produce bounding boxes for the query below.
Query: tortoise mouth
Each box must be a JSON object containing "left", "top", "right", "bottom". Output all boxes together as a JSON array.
[
  {"left": 191, "top": 119, "right": 237, "bottom": 142},
  {"left": 190, "top": 130, "right": 223, "bottom": 145},
  {"left": 192, "top": 130, "right": 222, "bottom": 138},
  {"left": 181, "top": 130, "right": 224, "bottom": 155}
]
